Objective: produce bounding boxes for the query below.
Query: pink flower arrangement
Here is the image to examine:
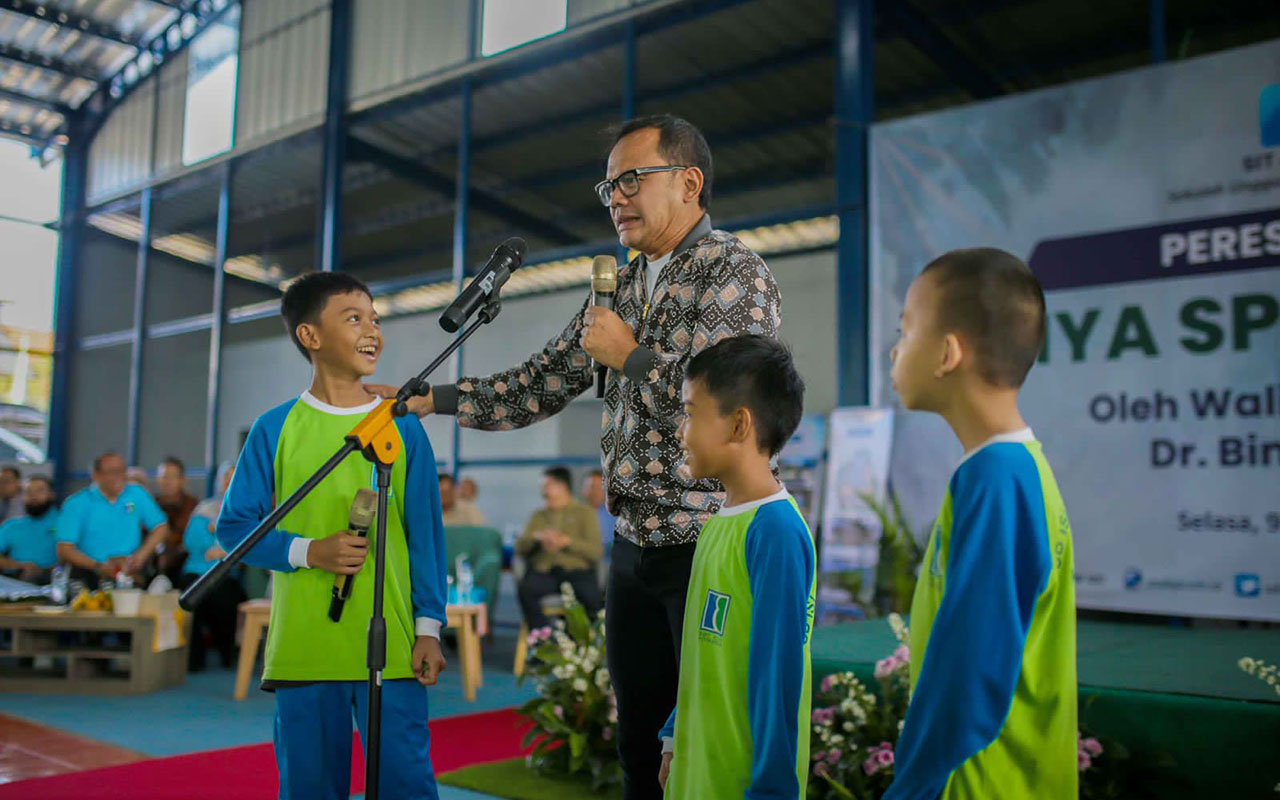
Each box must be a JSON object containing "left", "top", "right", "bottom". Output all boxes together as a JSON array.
[
  {"left": 862, "top": 742, "right": 895, "bottom": 776},
  {"left": 1077, "top": 732, "right": 1103, "bottom": 772},
  {"left": 526, "top": 626, "right": 554, "bottom": 647},
  {"left": 811, "top": 706, "right": 838, "bottom": 726},
  {"left": 874, "top": 644, "right": 911, "bottom": 679}
]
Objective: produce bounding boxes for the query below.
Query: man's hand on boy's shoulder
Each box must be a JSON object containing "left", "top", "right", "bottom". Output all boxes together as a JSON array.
[
  {"left": 413, "top": 635, "right": 446, "bottom": 686},
  {"left": 306, "top": 532, "right": 369, "bottom": 574},
  {"left": 362, "top": 382, "right": 434, "bottom": 418}
]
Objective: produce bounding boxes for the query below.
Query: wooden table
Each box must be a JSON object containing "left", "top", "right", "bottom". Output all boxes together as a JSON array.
[
  {"left": 0, "top": 609, "right": 187, "bottom": 695},
  {"left": 234, "top": 600, "right": 488, "bottom": 702}
]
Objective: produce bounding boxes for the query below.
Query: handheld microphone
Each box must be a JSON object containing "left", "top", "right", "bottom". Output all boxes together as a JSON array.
[
  {"left": 591, "top": 255, "right": 618, "bottom": 399},
  {"left": 328, "top": 488, "right": 378, "bottom": 623},
  {"left": 440, "top": 237, "right": 527, "bottom": 333}
]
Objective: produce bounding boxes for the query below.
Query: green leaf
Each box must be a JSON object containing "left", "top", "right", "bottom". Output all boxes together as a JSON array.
[
  {"left": 566, "top": 603, "right": 591, "bottom": 642},
  {"left": 821, "top": 774, "right": 859, "bottom": 799}
]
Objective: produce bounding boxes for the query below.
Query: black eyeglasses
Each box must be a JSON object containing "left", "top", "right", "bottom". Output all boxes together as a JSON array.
[{"left": 594, "top": 166, "right": 691, "bottom": 207}]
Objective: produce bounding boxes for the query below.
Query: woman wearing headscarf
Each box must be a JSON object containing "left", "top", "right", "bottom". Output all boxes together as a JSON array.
[{"left": 180, "top": 463, "right": 247, "bottom": 671}]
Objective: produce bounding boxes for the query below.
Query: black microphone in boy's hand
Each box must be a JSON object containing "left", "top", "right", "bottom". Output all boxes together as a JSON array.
[{"left": 328, "top": 489, "right": 378, "bottom": 623}]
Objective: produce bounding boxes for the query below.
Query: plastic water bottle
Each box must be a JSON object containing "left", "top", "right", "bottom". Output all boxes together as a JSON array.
[
  {"left": 455, "top": 555, "right": 474, "bottom": 605},
  {"left": 50, "top": 564, "right": 70, "bottom": 605}
]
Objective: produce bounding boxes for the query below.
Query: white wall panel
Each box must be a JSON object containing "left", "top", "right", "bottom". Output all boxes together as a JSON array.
[
  {"left": 153, "top": 50, "right": 190, "bottom": 175},
  {"left": 351, "top": 0, "right": 471, "bottom": 104},
  {"left": 236, "top": 0, "right": 330, "bottom": 146},
  {"left": 87, "top": 80, "right": 156, "bottom": 204}
]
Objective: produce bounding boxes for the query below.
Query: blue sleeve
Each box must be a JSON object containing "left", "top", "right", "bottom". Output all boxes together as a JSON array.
[
  {"left": 398, "top": 416, "right": 447, "bottom": 628},
  {"left": 184, "top": 514, "right": 215, "bottom": 558},
  {"left": 55, "top": 493, "right": 85, "bottom": 545},
  {"left": 215, "top": 401, "right": 302, "bottom": 572},
  {"left": 132, "top": 486, "right": 167, "bottom": 531},
  {"left": 0, "top": 520, "right": 11, "bottom": 554},
  {"left": 659, "top": 707, "right": 676, "bottom": 741},
  {"left": 883, "top": 447, "right": 1052, "bottom": 800},
  {"left": 745, "top": 502, "right": 816, "bottom": 800}
]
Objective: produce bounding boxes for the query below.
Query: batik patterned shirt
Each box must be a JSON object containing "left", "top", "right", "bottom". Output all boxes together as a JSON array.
[{"left": 434, "top": 215, "right": 782, "bottom": 547}]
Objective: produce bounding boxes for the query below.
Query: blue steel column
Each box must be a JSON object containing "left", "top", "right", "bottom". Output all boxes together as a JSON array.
[
  {"left": 48, "top": 115, "right": 89, "bottom": 493},
  {"left": 316, "top": 0, "right": 353, "bottom": 272},
  {"left": 450, "top": 0, "right": 479, "bottom": 476},
  {"left": 834, "top": 0, "right": 873, "bottom": 407},
  {"left": 1149, "top": 0, "right": 1166, "bottom": 63},
  {"left": 204, "top": 162, "right": 232, "bottom": 497},
  {"left": 617, "top": 19, "right": 636, "bottom": 267},
  {"left": 125, "top": 186, "right": 153, "bottom": 466}
]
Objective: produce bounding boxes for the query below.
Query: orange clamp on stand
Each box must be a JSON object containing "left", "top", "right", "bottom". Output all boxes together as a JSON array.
[{"left": 346, "top": 398, "right": 403, "bottom": 467}]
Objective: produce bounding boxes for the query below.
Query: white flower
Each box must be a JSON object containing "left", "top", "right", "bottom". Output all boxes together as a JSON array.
[
  {"left": 888, "top": 612, "right": 909, "bottom": 643},
  {"left": 573, "top": 678, "right": 589, "bottom": 693},
  {"left": 843, "top": 722, "right": 854, "bottom": 732}
]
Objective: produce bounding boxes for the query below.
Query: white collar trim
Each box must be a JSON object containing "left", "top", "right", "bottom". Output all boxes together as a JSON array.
[
  {"left": 717, "top": 486, "right": 790, "bottom": 517},
  {"left": 299, "top": 391, "right": 382, "bottom": 416},
  {"left": 958, "top": 427, "right": 1035, "bottom": 468}
]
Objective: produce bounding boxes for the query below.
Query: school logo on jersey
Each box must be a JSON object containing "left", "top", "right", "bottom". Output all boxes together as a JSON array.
[
  {"left": 125, "top": 501, "right": 136, "bottom": 514},
  {"left": 700, "top": 590, "right": 731, "bottom": 637}
]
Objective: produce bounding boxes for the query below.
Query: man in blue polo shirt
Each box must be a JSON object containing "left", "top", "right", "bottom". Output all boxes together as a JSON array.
[
  {"left": 57, "top": 452, "right": 170, "bottom": 588},
  {"left": 0, "top": 475, "right": 59, "bottom": 583}
]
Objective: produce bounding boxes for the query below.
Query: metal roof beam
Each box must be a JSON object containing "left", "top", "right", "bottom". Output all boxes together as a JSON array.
[
  {"left": 346, "top": 135, "right": 585, "bottom": 247},
  {"left": 0, "top": 85, "right": 71, "bottom": 116},
  {"left": 878, "top": 0, "right": 1011, "bottom": 100},
  {"left": 0, "top": 1, "right": 144, "bottom": 49},
  {"left": 0, "top": 42, "right": 101, "bottom": 82}
]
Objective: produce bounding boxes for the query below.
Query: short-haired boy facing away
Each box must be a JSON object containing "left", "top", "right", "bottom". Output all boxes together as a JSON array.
[
  {"left": 217, "top": 271, "right": 448, "bottom": 800},
  {"left": 884, "top": 248, "right": 1076, "bottom": 800},
  {"left": 659, "top": 334, "right": 816, "bottom": 799}
]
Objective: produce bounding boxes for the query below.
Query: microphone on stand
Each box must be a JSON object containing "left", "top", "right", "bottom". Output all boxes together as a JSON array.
[
  {"left": 328, "top": 489, "right": 378, "bottom": 623},
  {"left": 439, "top": 237, "right": 527, "bottom": 333},
  {"left": 591, "top": 255, "right": 619, "bottom": 399}
]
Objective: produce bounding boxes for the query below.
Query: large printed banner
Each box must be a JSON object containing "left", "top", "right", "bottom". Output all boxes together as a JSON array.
[
  {"left": 870, "top": 42, "right": 1280, "bottom": 620},
  {"left": 820, "top": 408, "right": 894, "bottom": 572}
]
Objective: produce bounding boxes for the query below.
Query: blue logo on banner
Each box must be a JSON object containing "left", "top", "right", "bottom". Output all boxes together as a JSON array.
[
  {"left": 1263, "top": 84, "right": 1280, "bottom": 148},
  {"left": 1123, "top": 568, "right": 1143, "bottom": 590},
  {"left": 1235, "top": 573, "right": 1261, "bottom": 598}
]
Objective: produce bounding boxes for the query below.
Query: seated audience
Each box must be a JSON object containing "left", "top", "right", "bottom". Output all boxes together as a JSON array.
[
  {"left": 584, "top": 469, "right": 616, "bottom": 560},
  {"left": 516, "top": 466, "right": 603, "bottom": 628},
  {"left": 440, "top": 473, "right": 487, "bottom": 527},
  {"left": 0, "top": 465, "right": 23, "bottom": 521},
  {"left": 56, "top": 452, "right": 170, "bottom": 589},
  {"left": 155, "top": 456, "right": 198, "bottom": 579},
  {"left": 180, "top": 463, "right": 247, "bottom": 671},
  {"left": 0, "top": 475, "right": 59, "bottom": 583}
]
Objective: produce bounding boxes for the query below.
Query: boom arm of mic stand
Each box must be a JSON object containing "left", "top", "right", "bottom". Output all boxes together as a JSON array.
[{"left": 180, "top": 297, "right": 505, "bottom": 612}]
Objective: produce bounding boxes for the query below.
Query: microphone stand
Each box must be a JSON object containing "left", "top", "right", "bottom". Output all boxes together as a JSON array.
[{"left": 180, "top": 297, "right": 503, "bottom": 800}]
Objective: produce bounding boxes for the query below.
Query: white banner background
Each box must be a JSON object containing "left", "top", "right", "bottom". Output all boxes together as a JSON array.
[{"left": 870, "top": 42, "right": 1280, "bottom": 620}]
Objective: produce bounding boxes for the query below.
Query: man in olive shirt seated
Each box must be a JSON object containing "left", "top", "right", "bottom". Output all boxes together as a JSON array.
[{"left": 516, "top": 466, "right": 603, "bottom": 628}]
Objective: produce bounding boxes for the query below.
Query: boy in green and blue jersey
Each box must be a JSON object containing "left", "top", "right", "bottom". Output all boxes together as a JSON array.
[
  {"left": 659, "top": 335, "right": 816, "bottom": 800},
  {"left": 884, "top": 248, "right": 1077, "bottom": 800},
  {"left": 217, "top": 272, "right": 448, "bottom": 800}
]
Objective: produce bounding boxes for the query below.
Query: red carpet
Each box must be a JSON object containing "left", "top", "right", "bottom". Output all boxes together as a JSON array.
[{"left": 0, "top": 707, "right": 530, "bottom": 799}]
